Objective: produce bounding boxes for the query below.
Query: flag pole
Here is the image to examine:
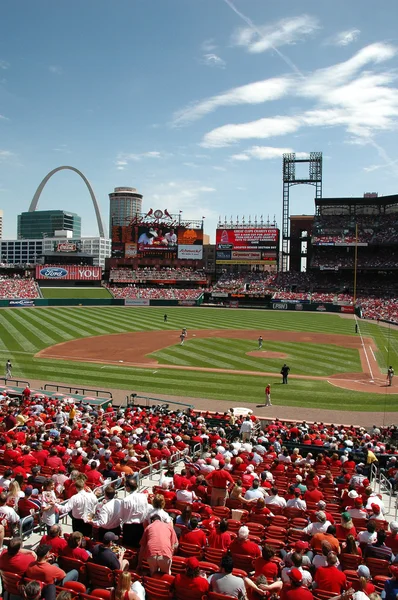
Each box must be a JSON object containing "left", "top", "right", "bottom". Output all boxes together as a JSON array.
[{"left": 353, "top": 223, "right": 358, "bottom": 305}]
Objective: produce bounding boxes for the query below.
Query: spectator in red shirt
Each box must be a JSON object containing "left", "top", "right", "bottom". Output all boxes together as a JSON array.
[
  {"left": 0, "top": 536, "right": 36, "bottom": 575},
  {"left": 174, "top": 557, "right": 209, "bottom": 599},
  {"left": 208, "top": 518, "right": 232, "bottom": 551},
  {"left": 385, "top": 521, "right": 398, "bottom": 555},
  {"left": 283, "top": 568, "right": 314, "bottom": 600},
  {"left": 60, "top": 531, "right": 90, "bottom": 562},
  {"left": 314, "top": 552, "right": 347, "bottom": 593},
  {"left": 86, "top": 461, "right": 104, "bottom": 487},
  {"left": 31, "top": 444, "right": 50, "bottom": 467},
  {"left": 230, "top": 525, "right": 261, "bottom": 559},
  {"left": 46, "top": 449, "right": 66, "bottom": 472},
  {"left": 205, "top": 461, "right": 235, "bottom": 506},
  {"left": 254, "top": 544, "right": 279, "bottom": 580},
  {"left": 304, "top": 486, "right": 324, "bottom": 504},
  {"left": 181, "top": 517, "right": 207, "bottom": 548},
  {"left": 40, "top": 524, "right": 68, "bottom": 556},
  {"left": 18, "top": 446, "right": 38, "bottom": 470}
]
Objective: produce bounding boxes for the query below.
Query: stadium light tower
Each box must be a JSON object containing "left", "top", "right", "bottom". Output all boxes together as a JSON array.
[{"left": 281, "top": 152, "right": 323, "bottom": 272}]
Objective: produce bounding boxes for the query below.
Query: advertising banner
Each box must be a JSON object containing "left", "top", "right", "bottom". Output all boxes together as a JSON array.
[
  {"left": 340, "top": 305, "right": 355, "bottom": 314},
  {"left": 35, "top": 266, "right": 102, "bottom": 281},
  {"left": 212, "top": 292, "right": 229, "bottom": 298},
  {"left": 125, "top": 299, "right": 150, "bottom": 306},
  {"left": 56, "top": 242, "right": 78, "bottom": 253},
  {"left": 216, "top": 227, "right": 279, "bottom": 249},
  {"left": 9, "top": 299, "right": 35, "bottom": 307},
  {"left": 178, "top": 300, "right": 196, "bottom": 306},
  {"left": 178, "top": 245, "right": 203, "bottom": 259},
  {"left": 125, "top": 243, "right": 137, "bottom": 258}
]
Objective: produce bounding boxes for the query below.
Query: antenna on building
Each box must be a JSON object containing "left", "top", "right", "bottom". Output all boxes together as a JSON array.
[{"left": 260, "top": 215, "right": 263, "bottom": 225}]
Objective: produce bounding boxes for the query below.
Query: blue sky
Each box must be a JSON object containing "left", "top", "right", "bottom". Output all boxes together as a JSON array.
[{"left": 1, "top": 0, "right": 398, "bottom": 241}]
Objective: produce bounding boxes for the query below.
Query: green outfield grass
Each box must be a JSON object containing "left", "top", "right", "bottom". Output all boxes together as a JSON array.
[
  {"left": 150, "top": 338, "right": 361, "bottom": 376},
  {"left": 0, "top": 306, "right": 397, "bottom": 410},
  {"left": 40, "top": 287, "right": 112, "bottom": 299}
]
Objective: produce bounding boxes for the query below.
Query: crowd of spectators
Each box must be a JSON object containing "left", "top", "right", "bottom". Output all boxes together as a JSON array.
[
  {"left": 107, "top": 286, "right": 204, "bottom": 300},
  {"left": 311, "top": 249, "right": 398, "bottom": 270},
  {"left": 313, "top": 214, "right": 398, "bottom": 245},
  {"left": 212, "top": 272, "right": 278, "bottom": 295},
  {"left": 110, "top": 268, "right": 207, "bottom": 283},
  {"left": 0, "top": 390, "right": 396, "bottom": 600},
  {"left": 358, "top": 298, "right": 398, "bottom": 324},
  {"left": 0, "top": 277, "right": 40, "bottom": 299}
]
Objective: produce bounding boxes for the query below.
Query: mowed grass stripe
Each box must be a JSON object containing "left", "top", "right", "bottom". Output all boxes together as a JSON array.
[
  {"left": 0, "top": 312, "right": 38, "bottom": 352},
  {"left": 8, "top": 309, "right": 61, "bottom": 346},
  {"left": 155, "top": 345, "right": 239, "bottom": 370},
  {"left": 36, "top": 309, "right": 99, "bottom": 339},
  {"left": 17, "top": 309, "right": 75, "bottom": 342},
  {"left": 53, "top": 308, "right": 121, "bottom": 336}
]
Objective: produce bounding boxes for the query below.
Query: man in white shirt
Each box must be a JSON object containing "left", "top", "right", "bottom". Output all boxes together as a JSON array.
[
  {"left": 244, "top": 480, "right": 266, "bottom": 501},
  {"left": 357, "top": 521, "right": 377, "bottom": 546},
  {"left": 303, "top": 511, "right": 331, "bottom": 536},
  {"left": 286, "top": 489, "right": 307, "bottom": 511},
  {"left": 58, "top": 479, "right": 98, "bottom": 537},
  {"left": 138, "top": 229, "right": 156, "bottom": 245},
  {"left": 165, "top": 229, "right": 177, "bottom": 245},
  {"left": 120, "top": 477, "right": 149, "bottom": 548},
  {"left": 240, "top": 417, "right": 253, "bottom": 442},
  {"left": 0, "top": 492, "right": 20, "bottom": 526},
  {"left": 281, "top": 552, "right": 313, "bottom": 586},
  {"left": 264, "top": 487, "right": 287, "bottom": 508},
  {"left": 91, "top": 485, "right": 121, "bottom": 541}
]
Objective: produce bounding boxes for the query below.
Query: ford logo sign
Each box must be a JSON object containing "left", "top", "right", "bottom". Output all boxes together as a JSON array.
[{"left": 40, "top": 268, "right": 68, "bottom": 278}]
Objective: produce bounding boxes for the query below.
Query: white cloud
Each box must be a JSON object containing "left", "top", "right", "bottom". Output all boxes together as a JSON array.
[
  {"left": 0, "top": 150, "right": 14, "bottom": 159},
  {"left": 115, "top": 151, "right": 171, "bottom": 169},
  {"left": 200, "top": 54, "right": 226, "bottom": 68},
  {"left": 231, "top": 146, "right": 308, "bottom": 161},
  {"left": 232, "top": 14, "right": 320, "bottom": 54},
  {"left": 201, "top": 39, "right": 217, "bottom": 52},
  {"left": 0, "top": 114, "right": 8, "bottom": 120},
  {"left": 328, "top": 28, "right": 360, "bottom": 47},
  {"left": 49, "top": 65, "right": 63, "bottom": 75},
  {"left": 231, "top": 153, "right": 251, "bottom": 161},
  {"left": 173, "top": 76, "right": 291, "bottom": 126},
  {"left": 53, "top": 144, "right": 71, "bottom": 154},
  {"left": 200, "top": 42, "right": 398, "bottom": 147},
  {"left": 0, "top": 60, "right": 9, "bottom": 70},
  {"left": 213, "top": 166, "right": 227, "bottom": 172}
]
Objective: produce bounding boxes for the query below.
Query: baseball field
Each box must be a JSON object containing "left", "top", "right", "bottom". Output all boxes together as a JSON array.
[{"left": 0, "top": 306, "right": 397, "bottom": 412}]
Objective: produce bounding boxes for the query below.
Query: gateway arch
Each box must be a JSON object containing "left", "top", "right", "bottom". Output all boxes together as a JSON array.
[{"left": 29, "top": 166, "right": 105, "bottom": 238}]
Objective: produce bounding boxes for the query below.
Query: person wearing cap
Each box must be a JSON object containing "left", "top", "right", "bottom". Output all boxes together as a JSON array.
[
  {"left": 385, "top": 522, "right": 398, "bottom": 555},
  {"left": 383, "top": 563, "right": 398, "bottom": 600},
  {"left": 229, "top": 525, "right": 261, "bottom": 559},
  {"left": 92, "top": 531, "right": 129, "bottom": 571},
  {"left": 347, "top": 497, "right": 368, "bottom": 520},
  {"left": 283, "top": 567, "right": 314, "bottom": 600},
  {"left": 352, "top": 565, "right": 375, "bottom": 599},
  {"left": 335, "top": 512, "right": 357, "bottom": 540},
  {"left": 314, "top": 551, "right": 347, "bottom": 593},
  {"left": 174, "top": 556, "right": 209, "bottom": 598},
  {"left": 369, "top": 503, "right": 385, "bottom": 521},
  {"left": 364, "top": 529, "right": 394, "bottom": 562},
  {"left": 138, "top": 514, "right": 178, "bottom": 576},
  {"left": 303, "top": 511, "right": 331, "bottom": 537},
  {"left": 205, "top": 460, "right": 235, "bottom": 507}
]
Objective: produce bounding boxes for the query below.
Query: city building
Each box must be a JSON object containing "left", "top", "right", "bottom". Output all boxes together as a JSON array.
[
  {"left": 109, "top": 187, "right": 143, "bottom": 234},
  {"left": 17, "top": 210, "right": 81, "bottom": 239},
  {"left": 0, "top": 236, "right": 111, "bottom": 267},
  {"left": 0, "top": 209, "right": 3, "bottom": 239}
]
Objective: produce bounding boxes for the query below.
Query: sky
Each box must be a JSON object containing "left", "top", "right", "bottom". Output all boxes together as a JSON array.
[{"left": 1, "top": 0, "right": 398, "bottom": 241}]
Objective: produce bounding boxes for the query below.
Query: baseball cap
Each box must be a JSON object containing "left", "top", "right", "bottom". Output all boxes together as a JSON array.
[
  {"left": 348, "top": 490, "right": 359, "bottom": 499},
  {"left": 219, "top": 460, "right": 225, "bottom": 468},
  {"left": 316, "top": 511, "right": 326, "bottom": 522},
  {"left": 24, "top": 486, "right": 33, "bottom": 497},
  {"left": 363, "top": 479, "right": 370, "bottom": 487},
  {"left": 103, "top": 532, "right": 119, "bottom": 543},
  {"left": 289, "top": 568, "right": 303, "bottom": 583},
  {"left": 391, "top": 564, "right": 398, "bottom": 577},
  {"left": 341, "top": 512, "right": 351, "bottom": 522},
  {"left": 317, "top": 500, "right": 326, "bottom": 509},
  {"left": 294, "top": 488, "right": 301, "bottom": 494},
  {"left": 371, "top": 503, "right": 381, "bottom": 514},
  {"left": 390, "top": 521, "right": 398, "bottom": 533},
  {"left": 187, "top": 557, "right": 200, "bottom": 569},
  {"left": 295, "top": 541, "right": 309, "bottom": 551},
  {"left": 354, "top": 497, "right": 363, "bottom": 506},
  {"left": 357, "top": 565, "right": 370, "bottom": 578}
]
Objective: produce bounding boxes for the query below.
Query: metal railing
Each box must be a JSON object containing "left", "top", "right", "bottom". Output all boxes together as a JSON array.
[
  {"left": 370, "top": 463, "right": 378, "bottom": 485},
  {"left": 378, "top": 472, "right": 393, "bottom": 515},
  {"left": 0, "top": 378, "right": 30, "bottom": 388},
  {"left": 126, "top": 395, "right": 193, "bottom": 411},
  {"left": 43, "top": 384, "right": 112, "bottom": 399}
]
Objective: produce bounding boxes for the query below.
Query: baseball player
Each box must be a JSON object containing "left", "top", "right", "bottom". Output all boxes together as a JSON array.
[
  {"left": 258, "top": 336, "right": 263, "bottom": 350},
  {"left": 387, "top": 366, "right": 394, "bottom": 387},
  {"left": 5, "top": 359, "right": 12, "bottom": 380}
]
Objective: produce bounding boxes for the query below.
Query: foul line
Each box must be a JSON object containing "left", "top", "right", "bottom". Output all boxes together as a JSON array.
[{"left": 356, "top": 317, "right": 374, "bottom": 382}]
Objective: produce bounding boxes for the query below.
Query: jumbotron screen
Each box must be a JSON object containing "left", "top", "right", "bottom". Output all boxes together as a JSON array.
[
  {"left": 111, "top": 224, "right": 203, "bottom": 260},
  {"left": 216, "top": 227, "right": 279, "bottom": 264}
]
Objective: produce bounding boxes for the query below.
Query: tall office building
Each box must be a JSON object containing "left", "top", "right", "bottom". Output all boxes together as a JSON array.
[
  {"left": 109, "top": 187, "right": 143, "bottom": 234},
  {"left": 0, "top": 209, "right": 3, "bottom": 239},
  {"left": 17, "top": 210, "right": 81, "bottom": 239}
]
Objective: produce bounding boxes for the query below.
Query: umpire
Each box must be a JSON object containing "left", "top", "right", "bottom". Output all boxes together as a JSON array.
[{"left": 280, "top": 363, "right": 290, "bottom": 384}]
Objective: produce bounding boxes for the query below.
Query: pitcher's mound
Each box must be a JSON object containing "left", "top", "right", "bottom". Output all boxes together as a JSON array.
[{"left": 247, "top": 351, "right": 289, "bottom": 359}]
